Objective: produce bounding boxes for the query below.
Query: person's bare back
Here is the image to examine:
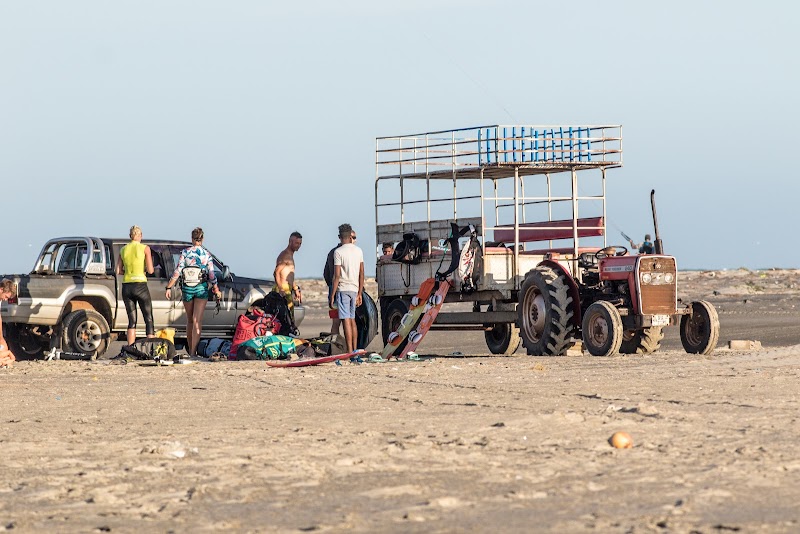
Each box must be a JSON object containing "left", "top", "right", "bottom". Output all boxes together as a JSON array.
[{"left": 273, "top": 232, "right": 303, "bottom": 302}]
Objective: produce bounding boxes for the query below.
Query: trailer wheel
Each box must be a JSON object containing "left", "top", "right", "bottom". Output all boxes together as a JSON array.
[
  {"left": 680, "top": 300, "right": 719, "bottom": 355},
  {"left": 381, "top": 298, "right": 410, "bottom": 355},
  {"left": 61, "top": 310, "right": 110, "bottom": 357},
  {"left": 620, "top": 327, "right": 664, "bottom": 354},
  {"left": 582, "top": 301, "right": 623, "bottom": 357},
  {"left": 484, "top": 305, "right": 521, "bottom": 355},
  {"left": 518, "top": 266, "right": 575, "bottom": 356}
]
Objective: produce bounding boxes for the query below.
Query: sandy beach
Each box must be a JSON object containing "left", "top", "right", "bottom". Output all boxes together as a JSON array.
[{"left": 2, "top": 269, "right": 800, "bottom": 532}]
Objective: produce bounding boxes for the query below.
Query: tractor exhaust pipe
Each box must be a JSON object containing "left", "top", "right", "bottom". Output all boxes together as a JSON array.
[{"left": 650, "top": 189, "right": 663, "bottom": 254}]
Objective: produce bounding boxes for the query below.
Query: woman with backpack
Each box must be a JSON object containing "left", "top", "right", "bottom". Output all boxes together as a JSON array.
[{"left": 165, "top": 227, "right": 222, "bottom": 357}]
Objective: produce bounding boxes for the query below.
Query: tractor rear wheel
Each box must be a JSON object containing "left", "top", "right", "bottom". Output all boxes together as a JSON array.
[
  {"left": 582, "top": 301, "right": 623, "bottom": 357},
  {"left": 680, "top": 300, "right": 719, "bottom": 355},
  {"left": 518, "top": 266, "right": 575, "bottom": 356},
  {"left": 620, "top": 327, "right": 664, "bottom": 354}
]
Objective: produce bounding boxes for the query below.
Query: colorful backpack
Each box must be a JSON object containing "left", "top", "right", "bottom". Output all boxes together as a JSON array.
[{"left": 229, "top": 307, "right": 280, "bottom": 358}]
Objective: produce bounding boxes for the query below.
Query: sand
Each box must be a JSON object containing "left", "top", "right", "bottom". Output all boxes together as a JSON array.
[{"left": 1, "top": 269, "right": 799, "bottom": 532}]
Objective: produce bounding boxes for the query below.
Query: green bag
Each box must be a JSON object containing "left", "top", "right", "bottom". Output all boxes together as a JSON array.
[{"left": 239, "top": 335, "right": 297, "bottom": 360}]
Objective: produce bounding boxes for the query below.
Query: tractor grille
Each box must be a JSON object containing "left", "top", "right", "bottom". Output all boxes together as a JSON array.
[{"left": 638, "top": 257, "right": 677, "bottom": 315}]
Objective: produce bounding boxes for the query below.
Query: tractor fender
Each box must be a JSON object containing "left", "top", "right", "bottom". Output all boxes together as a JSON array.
[{"left": 538, "top": 259, "right": 583, "bottom": 328}]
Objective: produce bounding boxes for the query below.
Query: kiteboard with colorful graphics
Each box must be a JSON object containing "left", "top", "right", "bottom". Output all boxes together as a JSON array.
[
  {"left": 380, "top": 277, "right": 436, "bottom": 359},
  {"left": 398, "top": 280, "right": 452, "bottom": 359}
]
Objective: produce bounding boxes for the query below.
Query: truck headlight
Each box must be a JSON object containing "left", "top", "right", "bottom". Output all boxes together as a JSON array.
[
  {"left": 642, "top": 273, "right": 652, "bottom": 284},
  {"left": 665, "top": 273, "right": 674, "bottom": 283}
]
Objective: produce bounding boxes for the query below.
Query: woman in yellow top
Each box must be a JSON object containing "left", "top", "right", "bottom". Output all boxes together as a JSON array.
[{"left": 116, "top": 225, "right": 155, "bottom": 345}]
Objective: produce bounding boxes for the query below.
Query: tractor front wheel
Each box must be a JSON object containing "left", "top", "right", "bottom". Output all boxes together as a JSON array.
[
  {"left": 680, "top": 300, "right": 719, "bottom": 355},
  {"left": 582, "top": 301, "right": 623, "bottom": 357}
]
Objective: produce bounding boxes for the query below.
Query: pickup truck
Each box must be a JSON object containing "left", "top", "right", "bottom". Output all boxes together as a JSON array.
[{"left": 0, "top": 237, "right": 307, "bottom": 357}]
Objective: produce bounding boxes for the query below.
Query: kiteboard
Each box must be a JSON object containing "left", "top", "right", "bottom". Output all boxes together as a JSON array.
[
  {"left": 398, "top": 280, "right": 452, "bottom": 359},
  {"left": 265, "top": 349, "right": 367, "bottom": 368},
  {"left": 380, "top": 277, "right": 436, "bottom": 359}
]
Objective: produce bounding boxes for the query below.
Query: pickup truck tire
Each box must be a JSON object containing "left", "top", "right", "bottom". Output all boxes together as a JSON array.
[{"left": 61, "top": 310, "right": 111, "bottom": 356}]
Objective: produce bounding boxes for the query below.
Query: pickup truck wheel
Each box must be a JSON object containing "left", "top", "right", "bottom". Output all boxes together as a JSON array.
[{"left": 61, "top": 310, "right": 110, "bottom": 356}]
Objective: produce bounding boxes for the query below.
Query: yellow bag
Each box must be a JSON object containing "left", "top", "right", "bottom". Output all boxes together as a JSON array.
[{"left": 156, "top": 328, "right": 175, "bottom": 344}]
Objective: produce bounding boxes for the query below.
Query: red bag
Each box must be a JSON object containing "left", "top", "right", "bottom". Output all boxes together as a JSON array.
[{"left": 229, "top": 308, "right": 281, "bottom": 358}]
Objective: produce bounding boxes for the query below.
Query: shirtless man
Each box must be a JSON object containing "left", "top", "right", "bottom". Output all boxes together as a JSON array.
[{"left": 273, "top": 232, "right": 303, "bottom": 325}]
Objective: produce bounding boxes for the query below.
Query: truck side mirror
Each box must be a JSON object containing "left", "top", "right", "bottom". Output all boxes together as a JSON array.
[{"left": 222, "top": 266, "right": 232, "bottom": 282}]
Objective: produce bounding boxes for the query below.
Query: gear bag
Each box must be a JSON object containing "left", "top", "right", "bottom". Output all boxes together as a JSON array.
[
  {"left": 229, "top": 307, "right": 281, "bottom": 358},
  {"left": 238, "top": 334, "right": 297, "bottom": 360},
  {"left": 263, "top": 291, "right": 295, "bottom": 336},
  {"left": 121, "top": 338, "right": 176, "bottom": 360}
]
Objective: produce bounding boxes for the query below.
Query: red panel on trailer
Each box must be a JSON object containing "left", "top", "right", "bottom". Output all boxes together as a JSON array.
[{"left": 493, "top": 217, "right": 604, "bottom": 243}]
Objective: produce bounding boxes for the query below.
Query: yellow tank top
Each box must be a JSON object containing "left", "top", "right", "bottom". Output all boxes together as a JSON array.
[{"left": 121, "top": 241, "right": 147, "bottom": 283}]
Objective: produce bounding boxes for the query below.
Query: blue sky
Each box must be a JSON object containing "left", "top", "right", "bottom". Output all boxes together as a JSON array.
[{"left": 1, "top": 1, "right": 797, "bottom": 277}]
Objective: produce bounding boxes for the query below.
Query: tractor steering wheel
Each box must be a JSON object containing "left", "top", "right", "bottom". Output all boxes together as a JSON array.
[{"left": 595, "top": 246, "right": 628, "bottom": 260}]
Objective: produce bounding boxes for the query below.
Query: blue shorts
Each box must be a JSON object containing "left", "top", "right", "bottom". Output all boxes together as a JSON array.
[
  {"left": 336, "top": 291, "right": 357, "bottom": 319},
  {"left": 182, "top": 282, "right": 209, "bottom": 302}
]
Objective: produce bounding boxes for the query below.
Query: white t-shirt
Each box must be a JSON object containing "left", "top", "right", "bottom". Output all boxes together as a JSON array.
[{"left": 333, "top": 243, "right": 363, "bottom": 293}]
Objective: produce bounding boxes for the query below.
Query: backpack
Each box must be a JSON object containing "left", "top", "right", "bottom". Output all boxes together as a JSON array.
[
  {"left": 238, "top": 334, "right": 297, "bottom": 360},
  {"left": 181, "top": 266, "right": 207, "bottom": 287},
  {"left": 262, "top": 292, "right": 295, "bottom": 336},
  {"left": 229, "top": 307, "right": 280, "bottom": 357},
  {"left": 392, "top": 233, "right": 427, "bottom": 265},
  {"left": 121, "top": 338, "right": 176, "bottom": 361},
  {"left": 197, "top": 338, "right": 232, "bottom": 358},
  {"left": 308, "top": 333, "right": 347, "bottom": 356}
]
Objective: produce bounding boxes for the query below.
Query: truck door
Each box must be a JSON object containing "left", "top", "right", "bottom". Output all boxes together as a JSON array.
[{"left": 145, "top": 244, "right": 172, "bottom": 330}]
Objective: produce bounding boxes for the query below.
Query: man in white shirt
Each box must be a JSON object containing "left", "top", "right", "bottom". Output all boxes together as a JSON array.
[{"left": 329, "top": 224, "right": 364, "bottom": 353}]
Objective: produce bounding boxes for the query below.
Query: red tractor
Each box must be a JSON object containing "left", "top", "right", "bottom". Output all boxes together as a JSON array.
[{"left": 517, "top": 191, "right": 719, "bottom": 357}]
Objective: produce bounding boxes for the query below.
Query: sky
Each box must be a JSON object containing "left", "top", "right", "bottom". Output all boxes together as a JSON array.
[{"left": 1, "top": 0, "right": 798, "bottom": 278}]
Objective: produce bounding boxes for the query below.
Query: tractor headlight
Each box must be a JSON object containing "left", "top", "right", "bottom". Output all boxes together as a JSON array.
[
  {"left": 665, "top": 273, "right": 674, "bottom": 284},
  {"left": 642, "top": 273, "right": 652, "bottom": 284}
]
